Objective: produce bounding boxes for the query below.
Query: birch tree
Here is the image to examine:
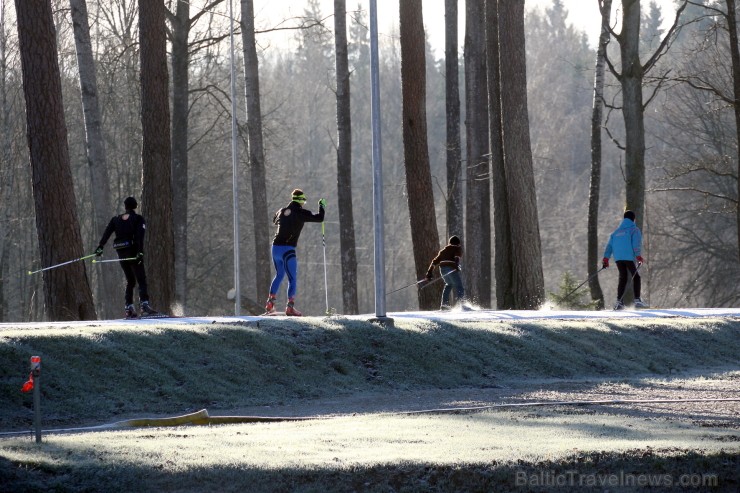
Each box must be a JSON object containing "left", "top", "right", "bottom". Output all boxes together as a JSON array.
[
  {"left": 587, "top": 0, "right": 612, "bottom": 309},
  {"left": 69, "top": 0, "right": 118, "bottom": 318}
]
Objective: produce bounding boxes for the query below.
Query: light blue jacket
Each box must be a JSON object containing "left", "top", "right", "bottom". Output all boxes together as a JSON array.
[{"left": 603, "top": 218, "right": 642, "bottom": 261}]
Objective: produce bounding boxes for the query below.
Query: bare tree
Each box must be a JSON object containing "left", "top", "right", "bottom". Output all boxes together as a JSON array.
[
  {"left": 587, "top": 0, "right": 613, "bottom": 309},
  {"left": 399, "top": 0, "right": 441, "bottom": 310},
  {"left": 166, "top": 0, "right": 226, "bottom": 312},
  {"left": 333, "top": 0, "right": 359, "bottom": 314},
  {"left": 725, "top": 0, "right": 740, "bottom": 262},
  {"left": 15, "top": 0, "right": 96, "bottom": 320},
  {"left": 605, "top": 0, "right": 686, "bottom": 227},
  {"left": 498, "top": 0, "right": 544, "bottom": 308},
  {"left": 69, "top": 0, "right": 118, "bottom": 318},
  {"left": 240, "top": 0, "right": 271, "bottom": 303},
  {"left": 465, "top": 0, "right": 491, "bottom": 307},
  {"left": 445, "top": 0, "right": 463, "bottom": 240},
  {"left": 139, "top": 0, "right": 175, "bottom": 312}
]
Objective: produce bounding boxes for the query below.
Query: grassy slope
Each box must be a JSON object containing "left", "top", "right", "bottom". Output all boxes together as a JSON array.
[
  {"left": 1, "top": 316, "right": 739, "bottom": 428},
  {"left": 1, "top": 316, "right": 739, "bottom": 492}
]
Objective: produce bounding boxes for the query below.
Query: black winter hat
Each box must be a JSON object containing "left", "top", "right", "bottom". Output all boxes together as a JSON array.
[
  {"left": 449, "top": 235, "right": 461, "bottom": 245},
  {"left": 623, "top": 210, "right": 636, "bottom": 221},
  {"left": 124, "top": 197, "right": 138, "bottom": 210}
]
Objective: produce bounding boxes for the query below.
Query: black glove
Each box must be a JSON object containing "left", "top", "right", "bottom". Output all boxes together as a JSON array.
[
  {"left": 425, "top": 271, "right": 433, "bottom": 281},
  {"left": 136, "top": 252, "right": 144, "bottom": 264},
  {"left": 95, "top": 246, "right": 104, "bottom": 256}
]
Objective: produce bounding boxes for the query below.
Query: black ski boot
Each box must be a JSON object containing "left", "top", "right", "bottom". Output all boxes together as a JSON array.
[
  {"left": 125, "top": 304, "right": 137, "bottom": 319},
  {"left": 140, "top": 301, "right": 158, "bottom": 315}
]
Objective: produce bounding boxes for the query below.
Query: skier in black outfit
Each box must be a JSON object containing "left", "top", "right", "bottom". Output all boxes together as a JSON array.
[
  {"left": 96, "top": 197, "right": 157, "bottom": 318},
  {"left": 265, "top": 189, "right": 326, "bottom": 316}
]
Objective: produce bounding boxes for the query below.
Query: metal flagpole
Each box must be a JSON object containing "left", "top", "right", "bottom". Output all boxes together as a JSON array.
[
  {"left": 369, "top": 0, "right": 388, "bottom": 320},
  {"left": 229, "top": 0, "right": 241, "bottom": 315}
]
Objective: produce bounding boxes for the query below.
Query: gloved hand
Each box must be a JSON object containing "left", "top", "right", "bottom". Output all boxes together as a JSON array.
[
  {"left": 602, "top": 257, "right": 609, "bottom": 269},
  {"left": 636, "top": 255, "right": 644, "bottom": 265},
  {"left": 136, "top": 252, "right": 144, "bottom": 264},
  {"left": 425, "top": 271, "right": 433, "bottom": 281},
  {"left": 95, "top": 246, "right": 104, "bottom": 257},
  {"left": 318, "top": 198, "right": 327, "bottom": 208}
]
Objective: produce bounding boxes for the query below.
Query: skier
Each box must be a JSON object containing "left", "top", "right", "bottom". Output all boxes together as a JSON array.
[
  {"left": 96, "top": 196, "right": 158, "bottom": 318},
  {"left": 426, "top": 235, "right": 467, "bottom": 310},
  {"left": 265, "top": 189, "right": 326, "bottom": 316},
  {"left": 602, "top": 210, "right": 648, "bottom": 310}
]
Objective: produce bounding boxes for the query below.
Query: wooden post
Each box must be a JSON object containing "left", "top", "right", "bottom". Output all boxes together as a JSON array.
[{"left": 30, "top": 356, "right": 41, "bottom": 443}]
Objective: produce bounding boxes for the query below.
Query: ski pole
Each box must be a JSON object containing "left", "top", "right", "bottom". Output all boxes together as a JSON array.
[
  {"left": 27, "top": 253, "right": 97, "bottom": 275},
  {"left": 385, "top": 270, "right": 454, "bottom": 296},
  {"left": 321, "top": 221, "right": 329, "bottom": 314},
  {"left": 560, "top": 266, "right": 606, "bottom": 302},
  {"left": 91, "top": 257, "right": 138, "bottom": 263}
]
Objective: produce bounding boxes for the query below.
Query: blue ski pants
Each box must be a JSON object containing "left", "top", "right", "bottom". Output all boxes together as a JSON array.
[{"left": 269, "top": 245, "right": 298, "bottom": 299}]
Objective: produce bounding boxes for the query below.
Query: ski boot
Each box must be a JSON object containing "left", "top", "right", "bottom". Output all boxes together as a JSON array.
[
  {"left": 440, "top": 304, "right": 451, "bottom": 311},
  {"left": 125, "top": 304, "right": 138, "bottom": 319},
  {"left": 285, "top": 298, "right": 302, "bottom": 316},
  {"left": 140, "top": 301, "right": 158, "bottom": 315},
  {"left": 614, "top": 300, "right": 625, "bottom": 310},
  {"left": 634, "top": 298, "right": 649, "bottom": 309},
  {"left": 264, "top": 294, "right": 277, "bottom": 314}
]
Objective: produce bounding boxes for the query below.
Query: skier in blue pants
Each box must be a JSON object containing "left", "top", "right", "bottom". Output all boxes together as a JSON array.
[{"left": 265, "top": 189, "right": 325, "bottom": 316}]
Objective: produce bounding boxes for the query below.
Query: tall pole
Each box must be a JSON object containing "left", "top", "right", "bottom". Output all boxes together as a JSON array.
[
  {"left": 369, "top": 0, "right": 387, "bottom": 318},
  {"left": 229, "top": 0, "right": 241, "bottom": 315}
]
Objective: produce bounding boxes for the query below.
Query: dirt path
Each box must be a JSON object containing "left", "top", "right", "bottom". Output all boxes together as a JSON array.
[{"left": 212, "top": 368, "right": 740, "bottom": 428}]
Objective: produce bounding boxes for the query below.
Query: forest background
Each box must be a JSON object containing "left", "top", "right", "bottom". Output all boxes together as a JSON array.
[{"left": 0, "top": 0, "right": 738, "bottom": 321}]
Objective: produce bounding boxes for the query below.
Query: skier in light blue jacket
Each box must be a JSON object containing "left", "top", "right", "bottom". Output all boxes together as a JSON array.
[{"left": 602, "top": 210, "right": 648, "bottom": 310}]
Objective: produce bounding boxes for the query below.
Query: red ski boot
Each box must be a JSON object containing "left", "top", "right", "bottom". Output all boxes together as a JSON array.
[{"left": 285, "top": 298, "right": 302, "bottom": 316}]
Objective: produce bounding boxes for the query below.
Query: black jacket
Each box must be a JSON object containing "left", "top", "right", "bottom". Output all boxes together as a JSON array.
[
  {"left": 98, "top": 210, "right": 146, "bottom": 254},
  {"left": 272, "top": 201, "right": 325, "bottom": 246}
]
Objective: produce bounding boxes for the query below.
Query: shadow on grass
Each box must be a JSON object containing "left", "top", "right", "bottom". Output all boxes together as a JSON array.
[
  {"left": 0, "top": 317, "right": 738, "bottom": 430},
  {"left": 1, "top": 447, "right": 737, "bottom": 492}
]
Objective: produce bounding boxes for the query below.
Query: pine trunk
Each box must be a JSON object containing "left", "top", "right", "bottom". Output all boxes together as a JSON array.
[
  {"left": 399, "top": 0, "right": 441, "bottom": 310},
  {"left": 16, "top": 0, "right": 96, "bottom": 320},
  {"left": 333, "top": 0, "right": 359, "bottom": 314},
  {"left": 498, "top": 0, "right": 545, "bottom": 309},
  {"left": 139, "top": 0, "right": 175, "bottom": 312}
]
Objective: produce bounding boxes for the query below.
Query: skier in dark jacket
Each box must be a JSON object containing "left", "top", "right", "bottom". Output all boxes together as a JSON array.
[
  {"left": 265, "top": 189, "right": 325, "bottom": 316},
  {"left": 602, "top": 210, "right": 648, "bottom": 310},
  {"left": 96, "top": 196, "right": 157, "bottom": 318},
  {"left": 426, "top": 235, "right": 467, "bottom": 310}
]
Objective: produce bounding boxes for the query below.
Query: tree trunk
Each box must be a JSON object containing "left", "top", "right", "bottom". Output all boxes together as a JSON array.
[
  {"left": 445, "top": 0, "right": 463, "bottom": 240},
  {"left": 170, "top": 0, "right": 190, "bottom": 311},
  {"left": 486, "top": 0, "right": 513, "bottom": 309},
  {"left": 465, "top": 0, "right": 492, "bottom": 307},
  {"left": 726, "top": 0, "right": 740, "bottom": 262},
  {"left": 241, "top": 0, "right": 272, "bottom": 302},
  {"left": 620, "top": 0, "right": 646, "bottom": 228},
  {"left": 497, "top": 0, "right": 545, "bottom": 309},
  {"left": 588, "top": 0, "right": 612, "bottom": 309},
  {"left": 139, "top": 0, "right": 175, "bottom": 312},
  {"left": 333, "top": 0, "right": 359, "bottom": 314},
  {"left": 69, "top": 0, "right": 118, "bottom": 318},
  {"left": 15, "top": 0, "right": 96, "bottom": 321},
  {"left": 399, "top": 0, "right": 441, "bottom": 310}
]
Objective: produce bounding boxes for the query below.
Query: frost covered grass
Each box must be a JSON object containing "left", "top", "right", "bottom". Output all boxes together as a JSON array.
[{"left": 0, "top": 316, "right": 738, "bottom": 491}]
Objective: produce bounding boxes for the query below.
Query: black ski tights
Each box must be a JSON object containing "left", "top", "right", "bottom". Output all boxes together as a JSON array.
[{"left": 616, "top": 260, "right": 641, "bottom": 300}]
